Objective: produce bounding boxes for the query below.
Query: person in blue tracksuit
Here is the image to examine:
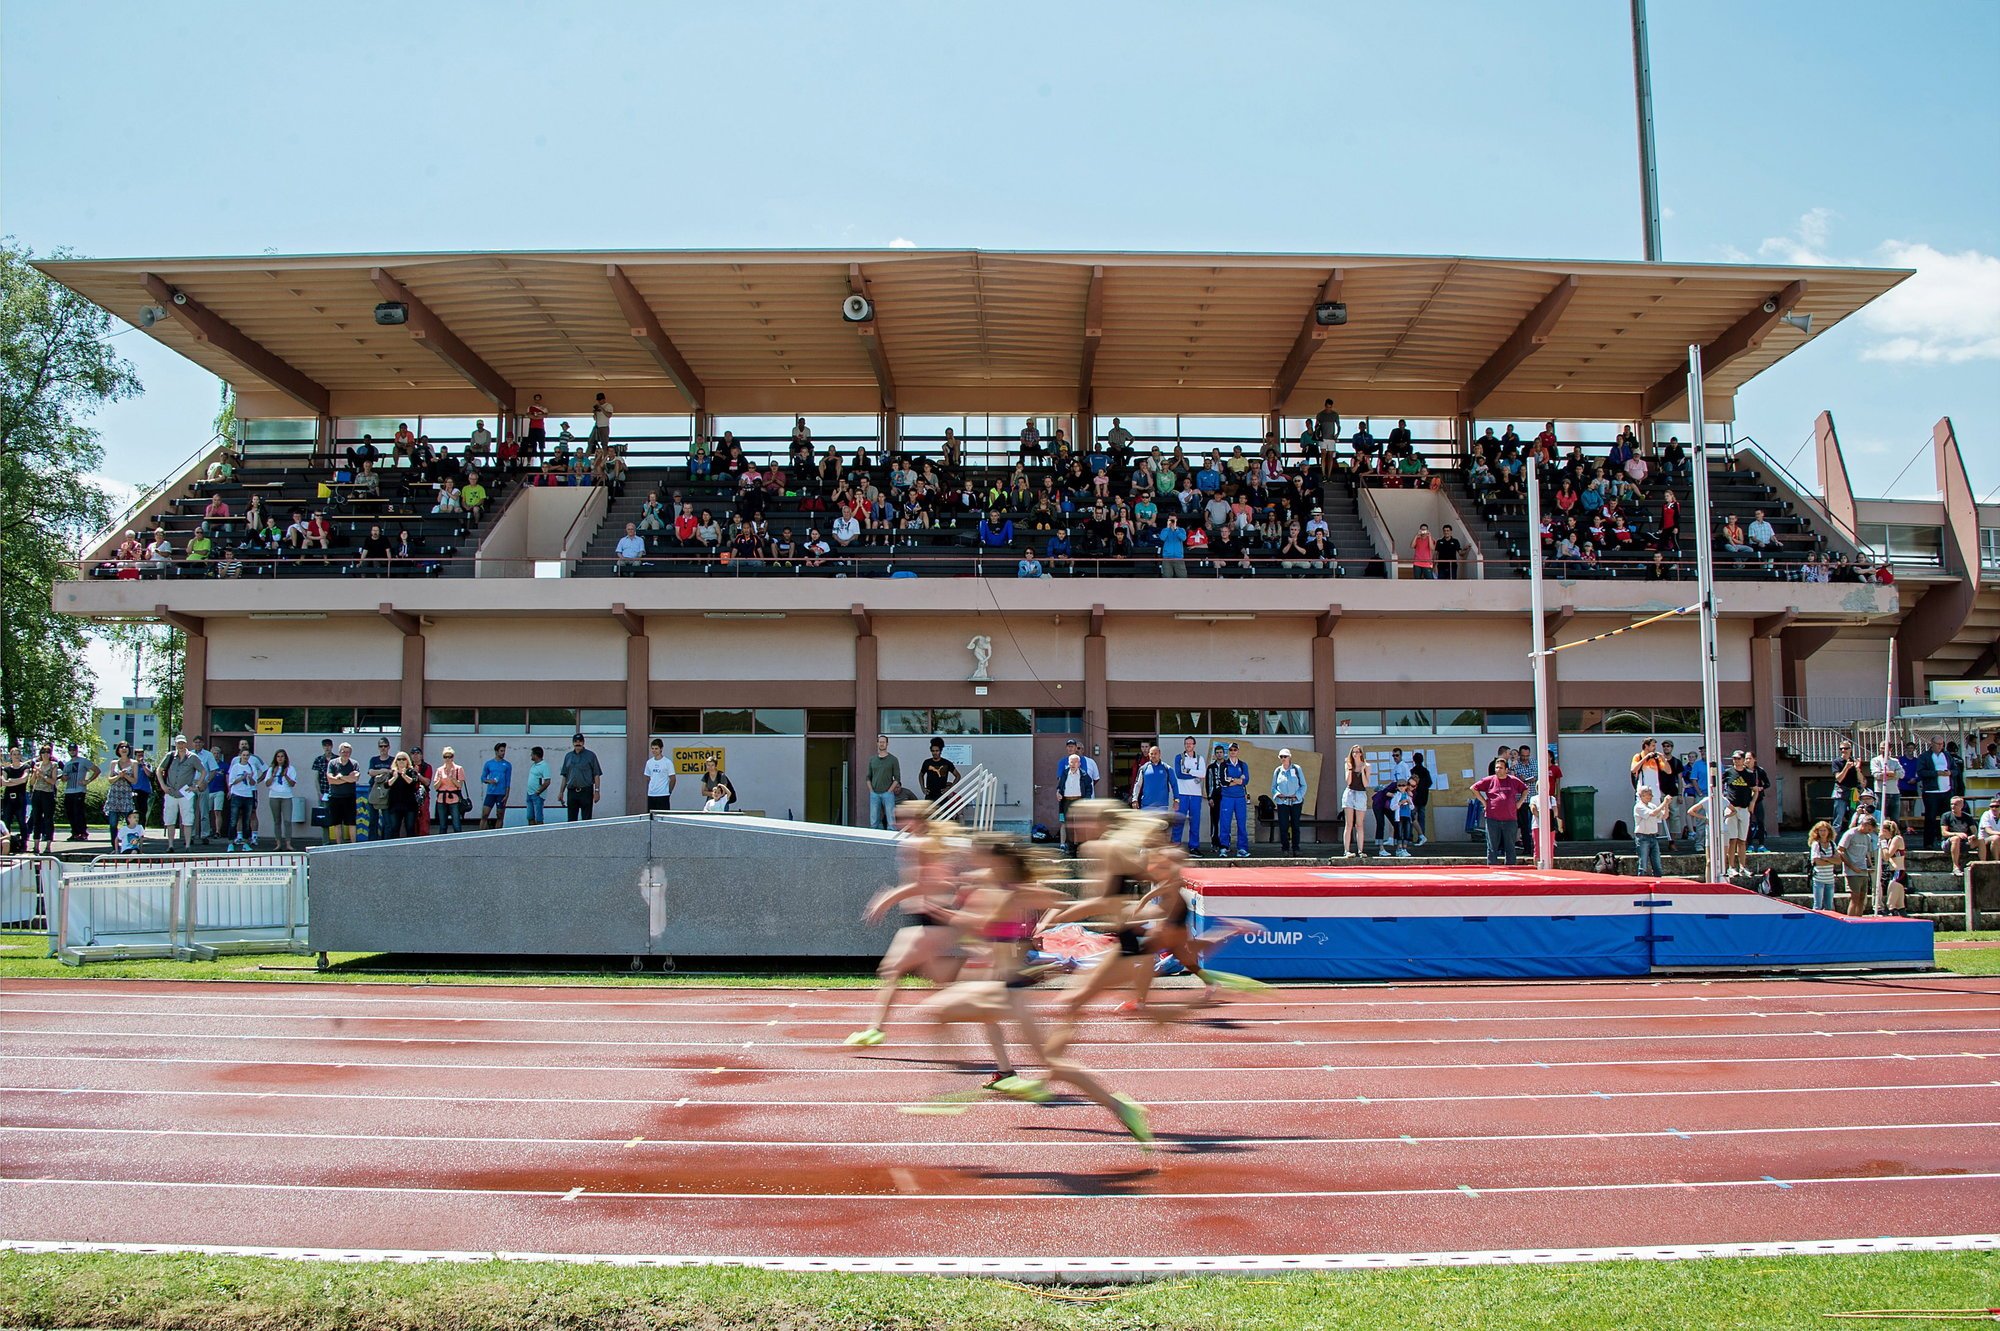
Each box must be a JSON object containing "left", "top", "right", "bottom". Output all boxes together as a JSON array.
[
  {"left": 1217, "top": 742, "right": 1251, "bottom": 857},
  {"left": 1132, "top": 744, "right": 1174, "bottom": 818},
  {"left": 1172, "top": 736, "right": 1206, "bottom": 854}
]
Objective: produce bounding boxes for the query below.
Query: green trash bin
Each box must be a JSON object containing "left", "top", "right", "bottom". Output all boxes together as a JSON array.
[{"left": 1559, "top": 785, "right": 1597, "bottom": 843}]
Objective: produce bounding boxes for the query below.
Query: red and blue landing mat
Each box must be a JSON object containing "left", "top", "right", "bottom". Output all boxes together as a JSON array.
[{"left": 1189, "top": 866, "right": 1935, "bottom": 980}]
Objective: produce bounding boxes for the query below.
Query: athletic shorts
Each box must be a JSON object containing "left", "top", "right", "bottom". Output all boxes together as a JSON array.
[
  {"left": 1342, "top": 789, "right": 1370, "bottom": 813},
  {"left": 158, "top": 793, "right": 195, "bottom": 827},
  {"left": 1723, "top": 806, "right": 1751, "bottom": 841},
  {"left": 1116, "top": 926, "right": 1148, "bottom": 957}
]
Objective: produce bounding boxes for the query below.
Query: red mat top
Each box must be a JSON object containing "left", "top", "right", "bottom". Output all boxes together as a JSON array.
[{"left": 1181, "top": 865, "right": 1736, "bottom": 898}]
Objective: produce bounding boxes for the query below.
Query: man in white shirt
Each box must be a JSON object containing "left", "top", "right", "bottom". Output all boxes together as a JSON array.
[
  {"left": 1869, "top": 740, "right": 1904, "bottom": 824},
  {"left": 589, "top": 393, "right": 614, "bottom": 446},
  {"left": 614, "top": 523, "right": 646, "bottom": 576},
  {"left": 831, "top": 511, "right": 860, "bottom": 548},
  {"left": 225, "top": 740, "right": 268, "bottom": 851},
  {"left": 1173, "top": 736, "right": 1207, "bottom": 855},
  {"left": 469, "top": 420, "right": 493, "bottom": 458},
  {"left": 1979, "top": 798, "right": 2000, "bottom": 863},
  {"left": 641, "top": 739, "right": 677, "bottom": 813},
  {"left": 1745, "top": 510, "right": 1778, "bottom": 550}
]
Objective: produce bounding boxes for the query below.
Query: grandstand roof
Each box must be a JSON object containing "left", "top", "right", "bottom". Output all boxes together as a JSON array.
[{"left": 38, "top": 248, "right": 1909, "bottom": 423}]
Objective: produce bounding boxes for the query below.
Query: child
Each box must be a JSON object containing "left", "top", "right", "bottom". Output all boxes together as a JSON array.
[
  {"left": 1880, "top": 818, "right": 1909, "bottom": 917},
  {"left": 1807, "top": 820, "right": 1840, "bottom": 912},
  {"left": 115, "top": 811, "right": 145, "bottom": 855},
  {"left": 1390, "top": 781, "right": 1416, "bottom": 857}
]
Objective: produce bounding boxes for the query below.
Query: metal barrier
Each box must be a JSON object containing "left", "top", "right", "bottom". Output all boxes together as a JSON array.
[
  {"left": 179, "top": 863, "right": 310, "bottom": 960},
  {"left": 56, "top": 866, "right": 184, "bottom": 964},
  {"left": 1, "top": 856, "right": 59, "bottom": 932}
]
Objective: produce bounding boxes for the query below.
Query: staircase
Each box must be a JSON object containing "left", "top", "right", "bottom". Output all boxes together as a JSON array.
[
  {"left": 1433, "top": 468, "right": 1516, "bottom": 573},
  {"left": 1319, "top": 479, "right": 1387, "bottom": 577}
]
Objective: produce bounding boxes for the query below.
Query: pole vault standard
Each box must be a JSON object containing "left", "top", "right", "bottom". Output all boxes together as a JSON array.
[
  {"left": 1527, "top": 455, "right": 1555, "bottom": 869},
  {"left": 1687, "top": 344, "right": 1728, "bottom": 886},
  {"left": 1877, "top": 635, "right": 1896, "bottom": 916}
]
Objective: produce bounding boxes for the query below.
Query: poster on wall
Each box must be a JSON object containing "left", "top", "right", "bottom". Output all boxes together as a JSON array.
[
  {"left": 1351, "top": 743, "right": 1477, "bottom": 792},
  {"left": 673, "top": 745, "right": 726, "bottom": 776},
  {"left": 1233, "top": 741, "right": 1323, "bottom": 803}
]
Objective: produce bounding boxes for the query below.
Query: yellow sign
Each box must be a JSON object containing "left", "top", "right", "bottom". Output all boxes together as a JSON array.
[
  {"left": 255, "top": 718, "right": 284, "bottom": 735},
  {"left": 673, "top": 745, "right": 726, "bottom": 776}
]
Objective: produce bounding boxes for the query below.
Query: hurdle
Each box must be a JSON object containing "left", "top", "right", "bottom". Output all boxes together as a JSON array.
[{"left": 55, "top": 865, "right": 183, "bottom": 964}]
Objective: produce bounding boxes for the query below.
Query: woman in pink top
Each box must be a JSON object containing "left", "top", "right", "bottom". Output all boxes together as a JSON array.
[
  {"left": 1411, "top": 524, "right": 1436, "bottom": 579},
  {"left": 1471, "top": 757, "right": 1528, "bottom": 866}
]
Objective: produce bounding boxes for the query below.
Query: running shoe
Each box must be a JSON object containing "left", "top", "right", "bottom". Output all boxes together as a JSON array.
[
  {"left": 1113, "top": 1094, "right": 1154, "bottom": 1145},
  {"left": 1416, "top": 834, "right": 1428, "bottom": 847},
  {"left": 1195, "top": 968, "right": 1270, "bottom": 993},
  {"left": 1395, "top": 846, "right": 1412, "bottom": 857},
  {"left": 843, "top": 1028, "right": 886, "bottom": 1047},
  {"left": 1236, "top": 849, "right": 1251, "bottom": 858},
  {"left": 990, "top": 1075, "right": 1053, "bottom": 1104}
]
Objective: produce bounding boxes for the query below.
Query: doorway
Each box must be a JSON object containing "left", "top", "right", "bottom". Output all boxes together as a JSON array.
[{"left": 804, "top": 738, "right": 851, "bottom": 825}]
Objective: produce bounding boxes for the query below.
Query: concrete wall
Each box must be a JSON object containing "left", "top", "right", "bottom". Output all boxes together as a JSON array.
[
  {"left": 1103, "top": 619, "right": 1315, "bottom": 683},
  {"left": 881, "top": 734, "right": 1036, "bottom": 829},
  {"left": 1368, "top": 487, "right": 1477, "bottom": 576},
  {"left": 649, "top": 733, "right": 806, "bottom": 819},
  {"left": 427, "top": 617, "right": 628, "bottom": 681},
  {"left": 205, "top": 619, "right": 402, "bottom": 682},
  {"left": 421, "top": 732, "right": 628, "bottom": 820},
  {"left": 654, "top": 620, "right": 856, "bottom": 681}
]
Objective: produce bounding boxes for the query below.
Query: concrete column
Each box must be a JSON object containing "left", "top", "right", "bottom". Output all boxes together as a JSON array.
[
  {"left": 1312, "top": 613, "right": 1338, "bottom": 822},
  {"left": 853, "top": 610, "right": 878, "bottom": 825},
  {"left": 625, "top": 629, "right": 649, "bottom": 815},
  {"left": 182, "top": 630, "right": 207, "bottom": 739},
  {"left": 1748, "top": 629, "right": 1781, "bottom": 798},
  {"left": 399, "top": 634, "right": 424, "bottom": 757},
  {"left": 1084, "top": 604, "right": 1107, "bottom": 766}
]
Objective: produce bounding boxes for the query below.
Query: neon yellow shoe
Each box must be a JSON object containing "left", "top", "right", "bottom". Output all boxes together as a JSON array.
[
  {"left": 991, "top": 1075, "right": 1052, "bottom": 1104},
  {"left": 1196, "top": 969, "right": 1269, "bottom": 993},
  {"left": 1113, "top": 1094, "right": 1154, "bottom": 1146},
  {"left": 843, "top": 1028, "right": 886, "bottom": 1047}
]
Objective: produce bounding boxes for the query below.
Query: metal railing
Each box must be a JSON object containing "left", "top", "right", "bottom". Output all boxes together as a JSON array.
[
  {"left": 55, "top": 853, "right": 311, "bottom": 963},
  {"left": 0, "top": 855, "right": 60, "bottom": 945},
  {"left": 81, "top": 431, "right": 230, "bottom": 562},
  {"left": 1777, "top": 696, "right": 1929, "bottom": 728}
]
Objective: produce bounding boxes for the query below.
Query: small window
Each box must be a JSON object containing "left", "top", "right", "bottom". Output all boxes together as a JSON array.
[
  {"left": 1262, "top": 709, "right": 1310, "bottom": 737},
  {"left": 881, "top": 708, "right": 932, "bottom": 735},
  {"left": 527, "top": 707, "right": 576, "bottom": 735},
  {"left": 354, "top": 708, "right": 402, "bottom": 734},
  {"left": 478, "top": 708, "right": 526, "bottom": 733},
  {"left": 1211, "top": 708, "right": 1260, "bottom": 736},
  {"left": 1034, "top": 709, "right": 1083, "bottom": 734},
  {"left": 1435, "top": 708, "right": 1484, "bottom": 735},
  {"left": 980, "top": 707, "right": 1032, "bottom": 735},
  {"left": 652, "top": 709, "right": 700, "bottom": 733},
  {"left": 806, "top": 709, "right": 855, "bottom": 733},
  {"left": 208, "top": 708, "right": 255, "bottom": 735},
  {"left": 754, "top": 708, "right": 807, "bottom": 735},
  {"left": 307, "top": 708, "right": 354, "bottom": 734},
  {"left": 1107, "top": 709, "right": 1156, "bottom": 734},
  {"left": 1651, "top": 707, "right": 1701, "bottom": 734},
  {"left": 427, "top": 708, "right": 476, "bottom": 730},
  {"left": 261, "top": 707, "right": 307, "bottom": 734},
  {"left": 1603, "top": 708, "right": 1653, "bottom": 735},
  {"left": 930, "top": 707, "right": 978, "bottom": 735},
  {"left": 703, "top": 709, "right": 754, "bottom": 735},
  {"left": 1485, "top": 709, "right": 1533, "bottom": 735},
  {"left": 1558, "top": 708, "right": 1603, "bottom": 734},
  {"left": 1385, "top": 709, "right": 1433, "bottom": 736},
  {"left": 1335, "top": 710, "right": 1382, "bottom": 734},
  {"left": 578, "top": 708, "right": 625, "bottom": 735},
  {"left": 1159, "top": 709, "right": 1207, "bottom": 736},
  {"left": 1719, "top": 708, "right": 1749, "bottom": 733}
]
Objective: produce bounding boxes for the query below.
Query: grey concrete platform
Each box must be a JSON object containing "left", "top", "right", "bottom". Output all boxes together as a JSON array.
[{"left": 306, "top": 814, "right": 899, "bottom": 959}]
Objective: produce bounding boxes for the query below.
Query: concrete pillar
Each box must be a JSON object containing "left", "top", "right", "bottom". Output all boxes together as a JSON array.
[
  {"left": 1748, "top": 629, "right": 1781, "bottom": 800},
  {"left": 1084, "top": 604, "right": 1108, "bottom": 765},
  {"left": 1312, "top": 613, "right": 1339, "bottom": 822},
  {"left": 853, "top": 609, "right": 878, "bottom": 825},
  {"left": 182, "top": 630, "right": 207, "bottom": 739},
  {"left": 624, "top": 628, "right": 649, "bottom": 815},
  {"left": 399, "top": 634, "right": 424, "bottom": 758}
]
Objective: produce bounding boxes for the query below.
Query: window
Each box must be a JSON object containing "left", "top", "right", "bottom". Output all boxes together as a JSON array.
[
  {"left": 427, "top": 708, "right": 476, "bottom": 730},
  {"left": 1336, "top": 710, "right": 1383, "bottom": 733},
  {"left": 1262, "top": 709, "right": 1310, "bottom": 737},
  {"left": 1719, "top": 708, "right": 1749, "bottom": 733},
  {"left": 881, "top": 708, "right": 933, "bottom": 735},
  {"left": 1602, "top": 709, "right": 1653, "bottom": 735},
  {"left": 1485, "top": 709, "right": 1532, "bottom": 735},
  {"left": 1159, "top": 709, "right": 1207, "bottom": 736},
  {"left": 806, "top": 709, "right": 855, "bottom": 734},
  {"left": 702, "top": 709, "right": 754, "bottom": 734},
  {"left": 979, "top": 707, "right": 1032, "bottom": 735},
  {"left": 478, "top": 708, "right": 526, "bottom": 733},
  {"left": 260, "top": 707, "right": 307, "bottom": 734},
  {"left": 652, "top": 709, "right": 699, "bottom": 733},
  {"left": 208, "top": 708, "right": 256, "bottom": 734},
  {"left": 1558, "top": 709, "right": 1602, "bottom": 734},
  {"left": 1107, "top": 709, "right": 1156, "bottom": 734},
  {"left": 754, "top": 709, "right": 807, "bottom": 735},
  {"left": 1434, "top": 708, "right": 1483, "bottom": 735},
  {"left": 354, "top": 708, "right": 402, "bottom": 733},
  {"left": 527, "top": 707, "right": 577, "bottom": 735},
  {"left": 1035, "top": 709, "right": 1083, "bottom": 734},
  {"left": 1211, "top": 708, "right": 1260, "bottom": 736},
  {"left": 1983, "top": 528, "right": 2000, "bottom": 572},
  {"left": 1384, "top": 709, "right": 1433, "bottom": 736},
  {"left": 929, "top": 708, "right": 979, "bottom": 735},
  {"left": 1651, "top": 707, "right": 1702, "bottom": 734},
  {"left": 578, "top": 709, "right": 625, "bottom": 735}
]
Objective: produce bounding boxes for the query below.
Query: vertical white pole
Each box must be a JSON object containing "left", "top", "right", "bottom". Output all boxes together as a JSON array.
[
  {"left": 1527, "top": 454, "right": 1555, "bottom": 870},
  {"left": 1878, "top": 636, "right": 1895, "bottom": 915},
  {"left": 1686, "top": 345, "right": 1727, "bottom": 884}
]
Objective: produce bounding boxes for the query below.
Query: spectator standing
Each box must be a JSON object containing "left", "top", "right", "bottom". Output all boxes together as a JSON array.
[
  {"left": 409, "top": 746, "right": 435, "bottom": 835},
  {"left": 1837, "top": 813, "right": 1880, "bottom": 916},
  {"left": 1806, "top": 821, "right": 1840, "bottom": 911},
  {"left": 432, "top": 747, "right": 468, "bottom": 834},
  {"left": 0, "top": 748, "right": 25, "bottom": 846},
  {"left": 1131, "top": 744, "right": 1173, "bottom": 817},
  {"left": 1919, "top": 737, "right": 1957, "bottom": 849},
  {"left": 1720, "top": 751, "right": 1755, "bottom": 876},
  {"left": 589, "top": 393, "right": 614, "bottom": 447},
  {"left": 158, "top": 736, "right": 205, "bottom": 853},
  {"left": 1633, "top": 786, "right": 1667, "bottom": 875},
  {"left": 559, "top": 733, "right": 601, "bottom": 822},
  {"left": 102, "top": 743, "right": 136, "bottom": 842},
  {"left": 865, "top": 735, "right": 902, "bottom": 829},
  {"left": 365, "top": 737, "right": 394, "bottom": 841},
  {"left": 1339, "top": 745, "right": 1370, "bottom": 858},
  {"left": 1411, "top": 524, "right": 1435, "bottom": 579},
  {"left": 1472, "top": 757, "right": 1528, "bottom": 866},
  {"left": 1869, "top": 740, "right": 1903, "bottom": 827},
  {"left": 61, "top": 744, "right": 99, "bottom": 842},
  {"left": 1831, "top": 739, "right": 1867, "bottom": 834},
  {"left": 700, "top": 759, "right": 737, "bottom": 811},
  {"left": 24, "top": 747, "right": 58, "bottom": 854},
  {"left": 1054, "top": 740, "right": 1099, "bottom": 854},
  {"left": 1270, "top": 749, "right": 1308, "bottom": 855},
  {"left": 641, "top": 739, "right": 677, "bottom": 815},
  {"left": 1217, "top": 742, "right": 1251, "bottom": 858},
  {"left": 1744, "top": 749, "right": 1773, "bottom": 852},
  {"left": 918, "top": 739, "right": 959, "bottom": 802},
  {"left": 480, "top": 743, "right": 513, "bottom": 828},
  {"left": 1409, "top": 751, "right": 1433, "bottom": 847},
  {"left": 380, "top": 752, "right": 420, "bottom": 839},
  {"left": 1204, "top": 742, "right": 1228, "bottom": 848},
  {"left": 1434, "top": 525, "right": 1463, "bottom": 580},
  {"left": 1158, "top": 516, "right": 1187, "bottom": 578},
  {"left": 325, "top": 743, "right": 360, "bottom": 844},
  {"left": 225, "top": 740, "right": 268, "bottom": 851},
  {"left": 525, "top": 746, "right": 551, "bottom": 826},
  {"left": 1171, "top": 736, "right": 1206, "bottom": 855},
  {"left": 266, "top": 749, "right": 301, "bottom": 851}
]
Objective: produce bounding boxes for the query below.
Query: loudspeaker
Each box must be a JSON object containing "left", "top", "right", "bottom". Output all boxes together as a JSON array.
[
  {"left": 374, "top": 301, "right": 409, "bottom": 326},
  {"left": 841, "top": 293, "right": 874, "bottom": 323},
  {"left": 1313, "top": 301, "right": 1348, "bottom": 326}
]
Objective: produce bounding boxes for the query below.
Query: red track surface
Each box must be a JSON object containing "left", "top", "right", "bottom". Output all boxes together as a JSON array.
[{"left": 4, "top": 976, "right": 2000, "bottom": 1261}]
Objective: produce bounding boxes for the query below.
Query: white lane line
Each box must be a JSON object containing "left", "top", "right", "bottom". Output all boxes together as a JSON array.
[
  {"left": 10, "top": 1024, "right": 1997, "bottom": 1053},
  {"left": 5, "top": 984, "right": 1987, "bottom": 1013},
  {"left": 6, "top": 1049, "right": 1993, "bottom": 1081},
  {"left": 9, "top": 1003, "right": 1995, "bottom": 1029},
  {"left": 5, "top": 1234, "right": 1995, "bottom": 1277},
  {"left": 5, "top": 1169, "right": 1997, "bottom": 1203},
  {"left": 7, "top": 1120, "right": 1996, "bottom": 1152},
  {"left": 4, "top": 1079, "right": 1994, "bottom": 1112}
]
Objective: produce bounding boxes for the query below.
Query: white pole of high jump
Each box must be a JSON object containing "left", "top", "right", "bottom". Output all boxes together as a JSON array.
[
  {"left": 1687, "top": 345, "right": 1727, "bottom": 885},
  {"left": 1527, "top": 453, "right": 1554, "bottom": 870}
]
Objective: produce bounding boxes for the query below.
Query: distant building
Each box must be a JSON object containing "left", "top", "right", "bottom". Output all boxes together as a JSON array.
[{"left": 94, "top": 696, "right": 161, "bottom": 760}]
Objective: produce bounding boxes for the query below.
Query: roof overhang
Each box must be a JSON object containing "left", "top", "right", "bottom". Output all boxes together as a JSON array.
[{"left": 37, "top": 248, "right": 1910, "bottom": 423}]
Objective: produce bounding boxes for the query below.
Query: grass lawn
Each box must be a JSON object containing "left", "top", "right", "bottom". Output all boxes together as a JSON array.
[{"left": 3, "top": 1249, "right": 1997, "bottom": 1331}]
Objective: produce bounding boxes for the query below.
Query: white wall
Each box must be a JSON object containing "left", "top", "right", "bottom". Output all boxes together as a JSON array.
[
  {"left": 653, "top": 620, "right": 857, "bottom": 680},
  {"left": 1367, "top": 487, "right": 1476, "bottom": 576},
  {"left": 877, "top": 616, "right": 1082, "bottom": 682},
  {"left": 648, "top": 734, "right": 805, "bottom": 820},
  {"left": 1104, "top": 619, "right": 1314, "bottom": 682},
  {"left": 205, "top": 619, "right": 402, "bottom": 681},
  {"left": 426, "top": 618, "right": 628, "bottom": 680},
  {"left": 884, "top": 735, "right": 1036, "bottom": 829}
]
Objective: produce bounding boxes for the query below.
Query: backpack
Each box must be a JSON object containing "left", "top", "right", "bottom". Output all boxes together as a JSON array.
[{"left": 1592, "top": 852, "right": 1622, "bottom": 875}]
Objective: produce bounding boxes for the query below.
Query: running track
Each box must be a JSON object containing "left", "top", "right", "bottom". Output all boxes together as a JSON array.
[{"left": 4, "top": 976, "right": 2000, "bottom": 1274}]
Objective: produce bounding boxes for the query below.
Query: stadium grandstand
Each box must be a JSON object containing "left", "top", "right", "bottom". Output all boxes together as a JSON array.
[{"left": 37, "top": 247, "right": 1995, "bottom": 842}]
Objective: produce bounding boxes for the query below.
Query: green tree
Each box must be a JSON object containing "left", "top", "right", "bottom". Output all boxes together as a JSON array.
[
  {"left": 93, "top": 620, "right": 186, "bottom": 740},
  {"left": 0, "top": 240, "right": 141, "bottom": 747}
]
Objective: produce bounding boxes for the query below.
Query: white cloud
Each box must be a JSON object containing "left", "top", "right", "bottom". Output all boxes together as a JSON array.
[
  {"left": 1738, "top": 211, "right": 2000, "bottom": 365},
  {"left": 1859, "top": 242, "right": 2000, "bottom": 364},
  {"left": 888, "top": 237, "right": 917, "bottom": 248},
  {"left": 88, "top": 473, "right": 141, "bottom": 513}
]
